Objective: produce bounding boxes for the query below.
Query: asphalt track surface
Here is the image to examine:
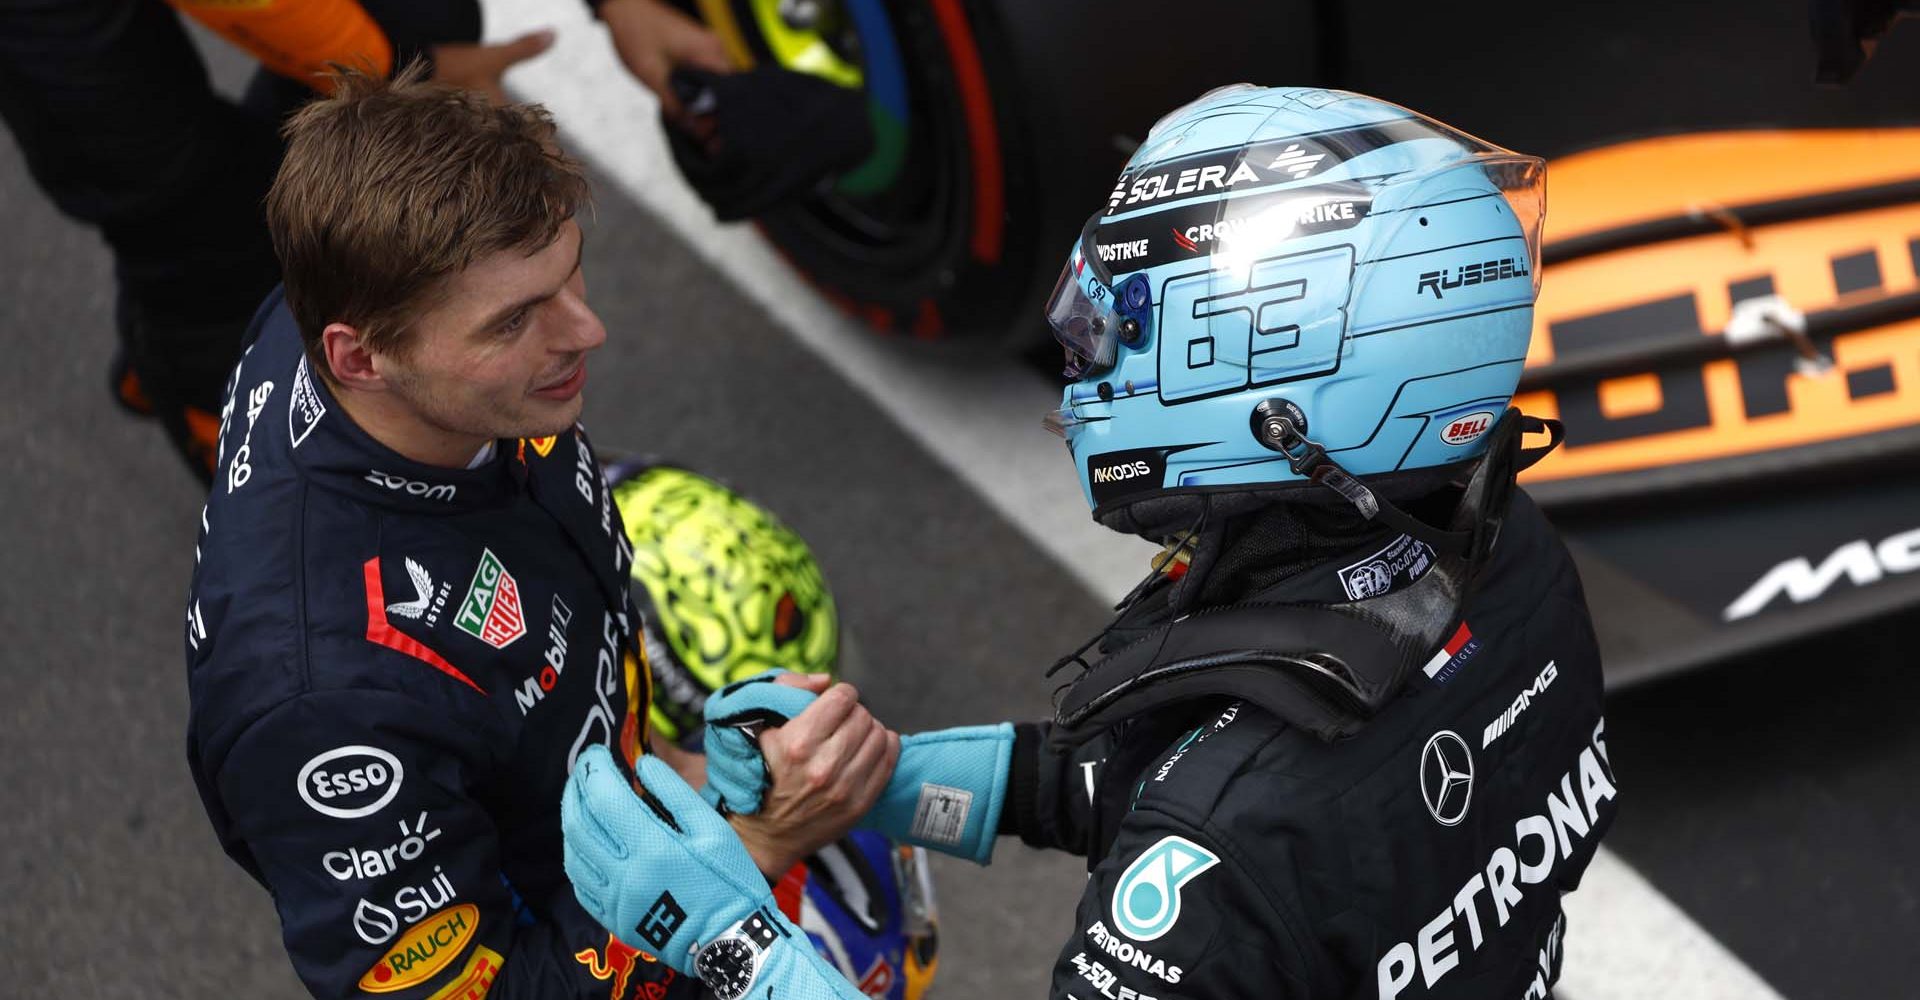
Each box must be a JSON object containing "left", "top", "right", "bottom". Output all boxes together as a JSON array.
[{"left": 4, "top": 17, "right": 1919, "bottom": 1000}]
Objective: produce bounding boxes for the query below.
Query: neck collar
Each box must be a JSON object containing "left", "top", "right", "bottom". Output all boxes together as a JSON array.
[{"left": 288, "top": 355, "right": 526, "bottom": 513}]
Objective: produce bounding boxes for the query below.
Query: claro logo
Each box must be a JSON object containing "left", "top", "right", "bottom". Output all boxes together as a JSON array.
[
  {"left": 366, "top": 470, "right": 457, "bottom": 502},
  {"left": 298, "top": 745, "right": 404, "bottom": 819},
  {"left": 1091, "top": 460, "right": 1153, "bottom": 484}
]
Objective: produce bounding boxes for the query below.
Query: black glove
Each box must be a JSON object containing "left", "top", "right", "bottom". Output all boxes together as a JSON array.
[{"left": 662, "top": 66, "right": 874, "bottom": 221}]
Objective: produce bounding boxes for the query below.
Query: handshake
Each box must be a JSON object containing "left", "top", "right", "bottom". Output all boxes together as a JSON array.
[{"left": 562, "top": 672, "right": 1011, "bottom": 994}]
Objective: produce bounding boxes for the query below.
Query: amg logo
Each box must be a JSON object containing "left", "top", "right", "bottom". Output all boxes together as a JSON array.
[
  {"left": 1090, "top": 460, "right": 1153, "bottom": 484},
  {"left": 1723, "top": 525, "right": 1920, "bottom": 621},
  {"left": 1417, "top": 257, "right": 1531, "bottom": 299},
  {"left": 1482, "top": 661, "right": 1558, "bottom": 749}
]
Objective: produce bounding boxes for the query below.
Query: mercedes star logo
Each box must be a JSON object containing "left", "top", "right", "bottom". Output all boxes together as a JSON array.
[{"left": 1420, "top": 730, "right": 1474, "bottom": 826}]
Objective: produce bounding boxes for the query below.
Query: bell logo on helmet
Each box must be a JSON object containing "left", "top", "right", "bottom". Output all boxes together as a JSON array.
[
  {"left": 1439, "top": 411, "right": 1496, "bottom": 446},
  {"left": 1109, "top": 836, "right": 1220, "bottom": 942}
]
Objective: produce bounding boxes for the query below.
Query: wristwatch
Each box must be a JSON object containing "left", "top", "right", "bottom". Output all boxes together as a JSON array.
[{"left": 693, "top": 908, "right": 786, "bottom": 1000}]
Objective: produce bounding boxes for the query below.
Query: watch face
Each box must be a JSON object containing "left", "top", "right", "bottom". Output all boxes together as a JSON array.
[{"left": 696, "top": 937, "right": 758, "bottom": 1000}]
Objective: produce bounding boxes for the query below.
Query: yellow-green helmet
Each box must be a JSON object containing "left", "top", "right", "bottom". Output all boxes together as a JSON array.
[{"left": 608, "top": 461, "right": 839, "bottom": 745}]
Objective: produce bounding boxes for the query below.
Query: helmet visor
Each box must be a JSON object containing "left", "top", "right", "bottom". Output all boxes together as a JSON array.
[{"left": 1045, "top": 212, "right": 1125, "bottom": 379}]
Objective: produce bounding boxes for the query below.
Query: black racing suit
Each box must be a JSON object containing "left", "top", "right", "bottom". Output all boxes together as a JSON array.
[
  {"left": 1001, "top": 491, "right": 1615, "bottom": 1000},
  {"left": 184, "top": 290, "right": 686, "bottom": 1000}
]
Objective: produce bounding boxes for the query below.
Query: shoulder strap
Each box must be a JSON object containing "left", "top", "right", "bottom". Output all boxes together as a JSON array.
[{"left": 1049, "top": 602, "right": 1406, "bottom": 750}]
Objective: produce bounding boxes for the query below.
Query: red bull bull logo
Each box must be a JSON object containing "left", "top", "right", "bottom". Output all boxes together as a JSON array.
[{"left": 575, "top": 934, "right": 677, "bottom": 1000}]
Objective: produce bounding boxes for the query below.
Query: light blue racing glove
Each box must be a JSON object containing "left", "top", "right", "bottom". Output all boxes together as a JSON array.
[
  {"left": 701, "top": 670, "right": 823, "bottom": 814},
  {"left": 700, "top": 671, "right": 1014, "bottom": 865},
  {"left": 562, "top": 746, "right": 867, "bottom": 1000},
  {"left": 864, "top": 723, "right": 1014, "bottom": 865}
]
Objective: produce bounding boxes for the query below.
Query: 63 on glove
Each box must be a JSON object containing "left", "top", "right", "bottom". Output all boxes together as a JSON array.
[
  {"left": 562, "top": 747, "right": 866, "bottom": 1000},
  {"left": 700, "top": 671, "right": 1013, "bottom": 865}
]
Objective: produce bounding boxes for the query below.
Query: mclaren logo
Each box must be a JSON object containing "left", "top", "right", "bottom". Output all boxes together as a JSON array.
[
  {"left": 1723, "top": 524, "right": 1920, "bottom": 621},
  {"left": 1090, "top": 460, "right": 1153, "bottom": 485},
  {"left": 1420, "top": 730, "right": 1474, "bottom": 826}
]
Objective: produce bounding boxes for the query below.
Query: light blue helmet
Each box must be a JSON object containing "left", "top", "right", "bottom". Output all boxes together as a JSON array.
[{"left": 1046, "top": 86, "right": 1545, "bottom": 520}]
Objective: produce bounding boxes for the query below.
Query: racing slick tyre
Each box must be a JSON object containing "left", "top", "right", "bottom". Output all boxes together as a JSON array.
[{"left": 672, "top": 0, "right": 1323, "bottom": 344}]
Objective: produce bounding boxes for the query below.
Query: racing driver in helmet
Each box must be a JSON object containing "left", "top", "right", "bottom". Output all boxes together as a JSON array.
[{"left": 561, "top": 86, "right": 1618, "bottom": 1000}]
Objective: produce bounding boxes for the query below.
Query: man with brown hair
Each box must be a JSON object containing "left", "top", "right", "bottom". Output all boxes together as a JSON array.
[{"left": 183, "top": 68, "right": 895, "bottom": 1000}]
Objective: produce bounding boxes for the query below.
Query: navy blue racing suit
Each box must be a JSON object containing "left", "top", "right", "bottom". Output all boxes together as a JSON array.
[{"left": 185, "top": 290, "right": 684, "bottom": 1000}]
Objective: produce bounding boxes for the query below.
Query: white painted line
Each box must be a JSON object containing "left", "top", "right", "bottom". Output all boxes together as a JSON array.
[{"left": 481, "top": 5, "right": 1788, "bottom": 998}]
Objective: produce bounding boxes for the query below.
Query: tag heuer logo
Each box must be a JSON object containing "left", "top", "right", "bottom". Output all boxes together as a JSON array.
[{"left": 455, "top": 549, "right": 526, "bottom": 649}]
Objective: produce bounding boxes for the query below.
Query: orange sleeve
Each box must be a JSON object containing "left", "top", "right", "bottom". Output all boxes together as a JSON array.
[{"left": 167, "top": 0, "right": 393, "bottom": 93}]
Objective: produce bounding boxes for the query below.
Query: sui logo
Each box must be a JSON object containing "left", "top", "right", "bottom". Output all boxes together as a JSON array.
[{"left": 1109, "top": 836, "right": 1220, "bottom": 942}]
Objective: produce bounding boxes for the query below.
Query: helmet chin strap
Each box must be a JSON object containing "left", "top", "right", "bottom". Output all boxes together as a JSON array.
[
  {"left": 1260, "top": 412, "right": 1477, "bottom": 559},
  {"left": 1256, "top": 407, "right": 1564, "bottom": 561}
]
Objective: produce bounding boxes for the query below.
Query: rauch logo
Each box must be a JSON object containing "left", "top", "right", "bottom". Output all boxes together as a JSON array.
[{"left": 357, "top": 903, "right": 479, "bottom": 993}]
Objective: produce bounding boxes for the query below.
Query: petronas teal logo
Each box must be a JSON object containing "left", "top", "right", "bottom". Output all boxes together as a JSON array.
[{"left": 1110, "top": 836, "right": 1219, "bottom": 942}]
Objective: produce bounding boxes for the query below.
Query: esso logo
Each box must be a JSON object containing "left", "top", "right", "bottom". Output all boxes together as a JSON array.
[
  {"left": 1439, "top": 411, "right": 1496, "bottom": 447},
  {"left": 298, "top": 745, "right": 405, "bottom": 819}
]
